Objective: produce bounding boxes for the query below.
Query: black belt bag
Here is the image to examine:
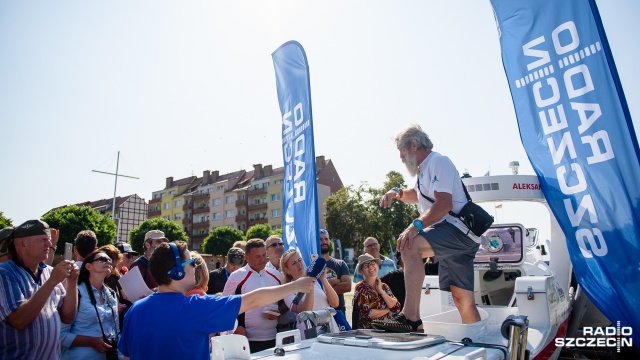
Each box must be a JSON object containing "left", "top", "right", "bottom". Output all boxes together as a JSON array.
[{"left": 418, "top": 177, "right": 494, "bottom": 237}]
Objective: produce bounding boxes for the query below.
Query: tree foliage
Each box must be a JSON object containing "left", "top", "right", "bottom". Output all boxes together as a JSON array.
[
  {"left": 0, "top": 211, "right": 12, "bottom": 229},
  {"left": 324, "top": 171, "right": 419, "bottom": 255},
  {"left": 245, "top": 223, "right": 272, "bottom": 240},
  {"left": 129, "top": 217, "right": 188, "bottom": 254},
  {"left": 42, "top": 205, "right": 117, "bottom": 255},
  {"left": 203, "top": 226, "right": 245, "bottom": 256}
]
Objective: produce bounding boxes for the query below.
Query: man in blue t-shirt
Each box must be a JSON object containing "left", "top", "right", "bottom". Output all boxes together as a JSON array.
[{"left": 118, "top": 241, "right": 315, "bottom": 360}]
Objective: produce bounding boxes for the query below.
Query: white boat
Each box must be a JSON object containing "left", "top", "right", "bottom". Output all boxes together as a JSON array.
[{"left": 211, "top": 172, "right": 575, "bottom": 360}]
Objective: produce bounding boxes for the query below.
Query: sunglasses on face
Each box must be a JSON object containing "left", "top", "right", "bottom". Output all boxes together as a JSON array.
[
  {"left": 92, "top": 257, "right": 113, "bottom": 264},
  {"left": 268, "top": 242, "right": 284, "bottom": 248},
  {"left": 125, "top": 253, "right": 135, "bottom": 259},
  {"left": 365, "top": 243, "right": 379, "bottom": 248}
]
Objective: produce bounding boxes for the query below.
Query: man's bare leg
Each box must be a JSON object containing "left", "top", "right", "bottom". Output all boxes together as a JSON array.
[
  {"left": 450, "top": 285, "right": 480, "bottom": 324},
  {"left": 401, "top": 235, "right": 434, "bottom": 322}
]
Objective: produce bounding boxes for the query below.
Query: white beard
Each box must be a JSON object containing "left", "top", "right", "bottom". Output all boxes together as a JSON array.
[{"left": 404, "top": 152, "right": 419, "bottom": 177}]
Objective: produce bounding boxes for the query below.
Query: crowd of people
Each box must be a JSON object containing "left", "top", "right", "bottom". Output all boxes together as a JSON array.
[{"left": 1, "top": 125, "right": 483, "bottom": 359}]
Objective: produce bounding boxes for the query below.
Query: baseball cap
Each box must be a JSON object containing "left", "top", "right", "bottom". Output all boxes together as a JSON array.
[
  {"left": 13, "top": 220, "right": 51, "bottom": 239},
  {"left": 227, "top": 247, "right": 245, "bottom": 266},
  {"left": 116, "top": 242, "right": 138, "bottom": 255},
  {"left": 144, "top": 230, "right": 167, "bottom": 242}
]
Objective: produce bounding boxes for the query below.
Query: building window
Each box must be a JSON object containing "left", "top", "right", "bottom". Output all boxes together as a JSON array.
[
  {"left": 212, "top": 198, "right": 221, "bottom": 206},
  {"left": 169, "top": 190, "right": 176, "bottom": 195},
  {"left": 274, "top": 179, "right": 283, "bottom": 185},
  {"left": 271, "top": 209, "right": 281, "bottom": 218},
  {"left": 271, "top": 225, "right": 281, "bottom": 230},
  {"left": 239, "top": 224, "right": 246, "bottom": 230},
  {"left": 225, "top": 210, "right": 234, "bottom": 218},
  {"left": 200, "top": 215, "right": 208, "bottom": 222},
  {"left": 212, "top": 213, "right": 221, "bottom": 220},
  {"left": 253, "top": 199, "right": 261, "bottom": 205},
  {"left": 270, "top": 194, "right": 280, "bottom": 202},
  {"left": 163, "top": 203, "right": 170, "bottom": 210},
  {"left": 217, "top": 185, "right": 225, "bottom": 190},
  {"left": 225, "top": 195, "right": 235, "bottom": 204},
  {"left": 174, "top": 200, "right": 182, "bottom": 207},
  {"left": 174, "top": 213, "right": 182, "bottom": 220},
  {"left": 163, "top": 216, "right": 170, "bottom": 220},
  {"left": 263, "top": 182, "right": 270, "bottom": 188}
]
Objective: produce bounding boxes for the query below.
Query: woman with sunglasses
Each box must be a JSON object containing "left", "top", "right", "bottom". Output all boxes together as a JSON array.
[
  {"left": 352, "top": 253, "right": 401, "bottom": 329},
  {"left": 60, "top": 251, "right": 120, "bottom": 360},
  {"left": 186, "top": 252, "right": 208, "bottom": 296},
  {"left": 280, "top": 249, "right": 339, "bottom": 338},
  {"left": 99, "top": 244, "right": 133, "bottom": 332}
]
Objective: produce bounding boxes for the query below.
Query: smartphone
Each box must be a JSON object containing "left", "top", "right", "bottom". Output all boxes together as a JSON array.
[{"left": 64, "top": 243, "right": 73, "bottom": 261}]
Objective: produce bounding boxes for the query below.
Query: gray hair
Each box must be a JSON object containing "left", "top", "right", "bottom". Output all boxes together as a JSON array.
[{"left": 393, "top": 124, "right": 433, "bottom": 151}]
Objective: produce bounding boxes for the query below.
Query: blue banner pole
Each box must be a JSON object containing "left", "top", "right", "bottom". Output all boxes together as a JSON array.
[
  {"left": 491, "top": 0, "right": 640, "bottom": 343},
  {"left": 272, "top": 41, "right": 320, "bottom": 265}
]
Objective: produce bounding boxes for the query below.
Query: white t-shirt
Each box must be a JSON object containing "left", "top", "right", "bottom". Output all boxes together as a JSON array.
[
  {"left": 222, "top": 265, "right": 283, "bottom": 341},
  {"left": 284, "top": 280, "right": 338, "bottom": 339},
  {"left": 414, "top": 151, "right": 480, "bottom": 243}
]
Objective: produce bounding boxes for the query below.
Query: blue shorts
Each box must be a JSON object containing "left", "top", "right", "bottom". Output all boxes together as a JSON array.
[{"left": 419, "top": 220, "right": 479, "bottom": 292}]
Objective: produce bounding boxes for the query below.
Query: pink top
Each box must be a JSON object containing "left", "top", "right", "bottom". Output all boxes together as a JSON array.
[{"left": 185, "top": 288, "right": 207, "bottom": 296}]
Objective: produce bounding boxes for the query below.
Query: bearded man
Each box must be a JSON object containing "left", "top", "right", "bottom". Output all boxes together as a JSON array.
[{"left": 375, "top": 124, "right": 481, "bottom": 333}]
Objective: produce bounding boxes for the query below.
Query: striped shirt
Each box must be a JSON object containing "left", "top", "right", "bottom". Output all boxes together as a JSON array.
[{"left": 0, "top": 260, "right": 67, "bottom": 360}]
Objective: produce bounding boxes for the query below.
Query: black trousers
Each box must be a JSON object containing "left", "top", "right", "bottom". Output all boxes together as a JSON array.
[{"left": 249, "top": 339, "right": 276, "bottom": 353}]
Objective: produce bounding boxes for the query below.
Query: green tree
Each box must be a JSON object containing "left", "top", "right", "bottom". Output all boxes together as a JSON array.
[
  {"left": 42, "top": 205, "right": 116, "bottom": 255},
  {"left": 129, "top": 217, "right": 188, "bottom": 254},
  {"left": 203, "top": 226, "right": 244, "bottom": 256},
  {"left": 0, "top": 211, "right": 12, "bottom": 228},
  {"left": 245, "top": 223, "right": 272, "bottom": 240},
  {"left": 324, "top": 171, "right": 419, "bottom": 256},
  {"left": 323, "top": 184, "right": 370, "bottom": 251},
  {"left": 369, "top": 171, "right": 420, "bottom": 252}
]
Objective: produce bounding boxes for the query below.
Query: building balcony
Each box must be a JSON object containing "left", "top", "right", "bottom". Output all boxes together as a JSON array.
[
  {"left": 249, "top": 187, "right": 267, "bottom": 196},
  {"left": 148, "top": 210, "right": 161, "bottom": 217},
  {"left": 194, "top": 193, "right": 210, "bottom": 201},
  {"left": 248, "top": 217, "right": 268, "bottom": 226},
  {"left": 248, "top": 203, "right": 267, "bottom": 211},
  {"left": 191, "top": 233, "right": 207, "bottom": 243},
  {"left": 192, "top": 206, "right": 209, "bottom": 215},
  {"left": 192, "top": 221, "right": 209, "bottom": 230},
  {"left": 182, "top": 203, "right": 192, "bottom": 211},
  {"left": 236, "top": 198, "right": 247, "bottom": 207},
  {"left": 149, "top": 198, "right": 161, "bottom": 204},
  {"left": 182, "top": 218, "right": 192, "bottom": 225},
  {"left": 235, "top": 214, "right": 246, "bottom": 222}
]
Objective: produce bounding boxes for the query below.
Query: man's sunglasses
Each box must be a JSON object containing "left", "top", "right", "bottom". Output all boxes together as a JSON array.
[{"left": 268, "top": 242, "right": 284, "bottom": 248}]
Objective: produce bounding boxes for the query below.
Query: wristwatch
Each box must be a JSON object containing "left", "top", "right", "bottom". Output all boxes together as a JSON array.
[{"left": 412, "top": 218, "right": 424, "bottom": 233}]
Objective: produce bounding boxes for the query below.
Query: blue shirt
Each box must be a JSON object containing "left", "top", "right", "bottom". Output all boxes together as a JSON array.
[
  {"left": 353, "top": 254, "right": 397, "bottom": 283},
  {"left": 61, "top": 282, "right": 119, "bottom": 360},
  {"left": 0, "top": 260, "right": 67, "bottom": 360},
  {"left": 118, "top": 292, "right": 241, "bottom": 360}
]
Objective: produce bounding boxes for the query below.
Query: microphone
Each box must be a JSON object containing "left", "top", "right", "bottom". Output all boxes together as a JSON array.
[{"left": 291, "top": 257, "right": 327, "bottom": 305}]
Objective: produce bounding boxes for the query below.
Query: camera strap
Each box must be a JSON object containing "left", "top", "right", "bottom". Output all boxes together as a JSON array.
[{"left": 84, "top": 281, "right": 119, "bottom": 340}]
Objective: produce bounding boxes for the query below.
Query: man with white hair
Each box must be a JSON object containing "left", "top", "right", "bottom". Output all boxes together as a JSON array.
[{"left": 375, "top": 124, "right": 481, "bottom": 333}]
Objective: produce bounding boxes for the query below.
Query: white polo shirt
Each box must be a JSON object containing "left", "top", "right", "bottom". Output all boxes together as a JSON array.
[
  {"left": 222, "top": 264, "right": 283, "bottom": 341},
  {"left": 415, "top": 151, "right": 480, "bottom": 243}
]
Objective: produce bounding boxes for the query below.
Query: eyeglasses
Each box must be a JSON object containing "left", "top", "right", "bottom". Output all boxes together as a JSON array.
[
  {"left": 361, "top": 261, "right": 378, "bottom": 269},
  {"left": 125, "top": 253, "right": 135, "bottom": 259},
  {"left": 319, "top": 229, "right": 329, "bottom": 235},
  {"left": 365, "top": 243, "right": 379, "bottom": 248},
  {"left": 268, "top": 242, "right": 284, "bottom": 248},
  {"left": 93, "top": 257, "right": 113, "bottom": 264}
]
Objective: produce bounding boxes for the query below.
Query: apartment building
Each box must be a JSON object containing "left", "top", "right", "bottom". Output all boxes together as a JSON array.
[{"left": 147, "top": 155, "right": 343, "bottom": 250}]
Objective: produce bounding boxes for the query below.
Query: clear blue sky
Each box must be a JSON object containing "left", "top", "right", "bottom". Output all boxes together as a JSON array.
[{"left": 1, "top": 1, "right": 638, "bottom": 242}]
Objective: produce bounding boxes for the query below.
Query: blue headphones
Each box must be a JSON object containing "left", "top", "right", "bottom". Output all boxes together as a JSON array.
[{"left": 168, "top": 242, "right": 185, "bottom": 280}]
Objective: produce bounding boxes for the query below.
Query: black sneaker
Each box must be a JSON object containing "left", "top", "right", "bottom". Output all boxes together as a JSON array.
[{"left": 371, "top": 313, "right": 423, "bottom": 333}]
